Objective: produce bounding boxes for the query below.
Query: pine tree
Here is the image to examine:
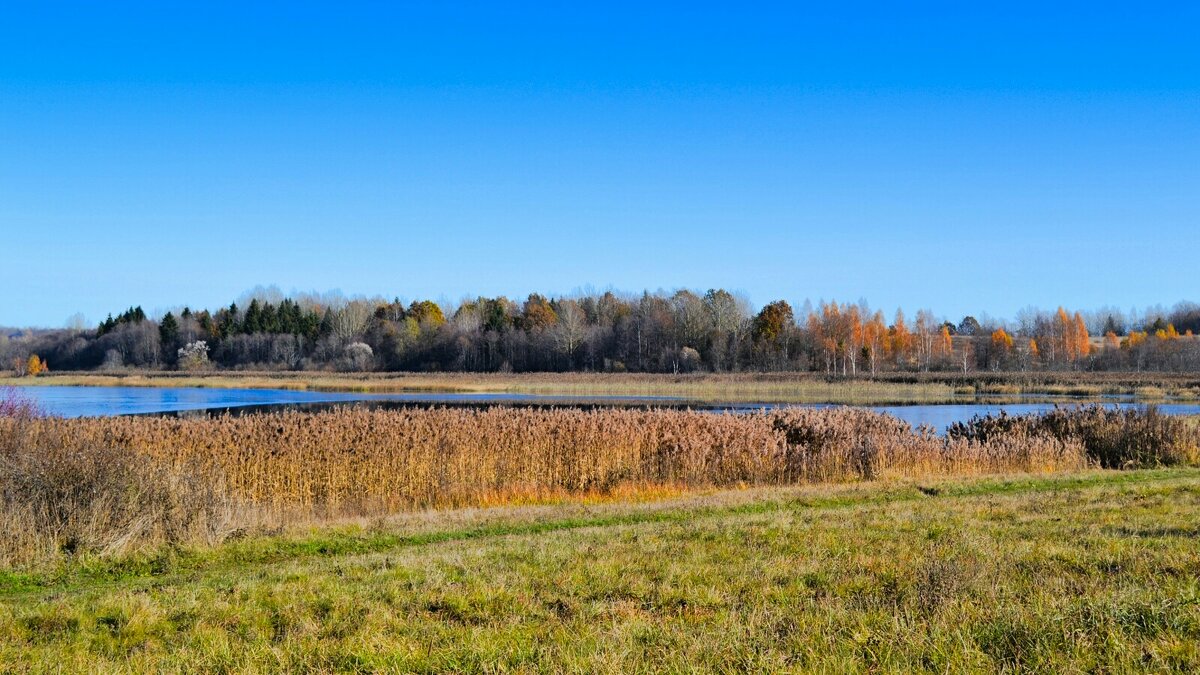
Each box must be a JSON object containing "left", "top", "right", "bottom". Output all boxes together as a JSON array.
[
  {"left": 159, "top": 312, "right": 180, "bottom": 347},
  {"left": 243, "top": 299, "right": 262, "bottom": 334}
]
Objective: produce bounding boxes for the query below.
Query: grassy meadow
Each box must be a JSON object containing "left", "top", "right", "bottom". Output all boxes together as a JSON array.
[
  {"left": 2, "top": 392, "right": 1199, "bottom": 671},
  {"left": 1, "top": 469, "right": 1198, "bottom": 672}
]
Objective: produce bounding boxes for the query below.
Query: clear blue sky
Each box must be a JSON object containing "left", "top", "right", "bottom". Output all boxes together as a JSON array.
[{"left": 2, "top": 2, "right": 1197, "bottom": 327}]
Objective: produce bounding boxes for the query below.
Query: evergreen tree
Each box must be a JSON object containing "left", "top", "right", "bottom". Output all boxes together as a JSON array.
[
  {"left": 260, "top": 302, "right": 278, "bottom": 333},
  {"left": 243, "top": 300, "right": 262, "bottom": 334},
  {"left": 159, "top": 312, "right": 179, "bottom": 346}
]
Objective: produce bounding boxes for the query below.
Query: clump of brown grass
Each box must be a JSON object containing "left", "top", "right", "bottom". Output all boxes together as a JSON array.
[
  {"left": 948, "top": 405, "right": 1200, "bottom": 468},
  {"left": 5, "top": 407, "right": 1090, "bottom": 522},
  {"left": 0, "top": 443, "right": 233, "bottom": 566},
  {"left": 0, "top": 390, "right": 233, "bottom": 566}
]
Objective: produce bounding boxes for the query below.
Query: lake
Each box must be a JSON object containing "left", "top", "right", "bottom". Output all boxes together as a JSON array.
[{"left": 14, "top": 385, "right": 1200, "bottom": 432}]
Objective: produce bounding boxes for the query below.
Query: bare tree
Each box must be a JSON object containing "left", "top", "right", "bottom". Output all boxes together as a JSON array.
[
  {"left": 554, "top": 300, "right": 586, "bottom": 360},
  {"left": 331, "top": 300, "right": 374, "bottom": 344}
]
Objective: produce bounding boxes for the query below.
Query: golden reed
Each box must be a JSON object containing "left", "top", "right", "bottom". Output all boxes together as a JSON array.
[{"left": 5, "top": 407, "right": 1088, "bottom": 515}]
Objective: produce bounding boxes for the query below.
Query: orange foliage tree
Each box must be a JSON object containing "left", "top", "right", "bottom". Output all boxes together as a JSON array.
[
  {"left": 863, "top": 311, "right": 887, "bottom": 376},
  {"left": 1073, "top": 312, "right": 1090, "bottom": 358},
  {"left": 26, "top": 355, "right": 48, "bottom": 377},
  {"left": 990, "top": 329, "right": 1014, "bottom": 370},
  {"left": 889, "top": 309, "right": 912, "bottom": 368}
]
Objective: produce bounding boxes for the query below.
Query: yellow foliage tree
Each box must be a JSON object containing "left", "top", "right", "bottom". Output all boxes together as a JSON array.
[
  {"left": 889, "top": 309, "right": 912, "bottom": 366},
  {"left": 863, "top": 311, "right": 887, "bottom": 376},
  {"left": 992, "top": 328, "right": 1013, "bottom": 353},
  {"left": 1055, "top": 307, "right": 1072, "bottom": 362},
  {"left": 26, "top": 354, "right": 47, "bottom": 377},
  {"left": 1125, "top": 331, "right": 1148, "bottom": 348}
]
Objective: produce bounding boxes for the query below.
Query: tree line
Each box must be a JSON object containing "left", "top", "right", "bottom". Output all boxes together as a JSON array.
[{"left": 5, "top": 290, "right": 1200, "bottom": 374}]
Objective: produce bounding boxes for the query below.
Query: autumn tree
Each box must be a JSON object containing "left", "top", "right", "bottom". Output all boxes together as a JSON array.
[
  {"left": 521, "top": 294, "right": 559, "bottom": 331},
  {"left": 845, "top": 304, "right": 863, "bottom": 376},
  {"left": 26, "top": 354, "right": 47, "bottom": 376},
  {"left": 1074, "top": 312, "right": 1091, "bottom": 359},
  {"left": 863, "top": 311, "right": 887, "bottom": 376},
  {"left": 753, "top": 300, "right": 794, "bottom": 368},
  {"left": 989, "top": 328, "right": 1014, "bottom": 370},
  {"left": 914, "top": 309, "right": 938, "bottom": 371},
  {"left": 889, "top": 309, "right": 913, "bottom": 368},
  {"left": 753, "top": 301, "right": 793, "bottom": 343},
  {"left": 407, "top": 300, "right": 446, "bottom": 327}
]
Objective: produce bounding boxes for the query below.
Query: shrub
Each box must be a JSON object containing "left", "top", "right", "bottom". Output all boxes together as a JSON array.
[
  {"left": 0, "top": 387, "right": 41, "bottom": 420},
  {"left": 177, "top": 341, "right": 210, "bottom": 371},
  {"left": 0, "top": 447, "right": 232, "bottom": 566},
  {"left": 0, "top": 409, "right": 232, "bottom": 566},
  {"left": 344, "top": 342, "right": 374, "bottom": 371}
]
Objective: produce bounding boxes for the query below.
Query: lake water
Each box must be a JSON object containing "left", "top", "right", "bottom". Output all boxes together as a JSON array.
[{"left": 13, "top": 385, "right": 1200, "bottom": 432}]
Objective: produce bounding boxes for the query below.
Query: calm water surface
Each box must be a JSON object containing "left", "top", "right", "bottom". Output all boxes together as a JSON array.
[{"left": 16, "top": 386, "right": 1200, "bottom": 432}]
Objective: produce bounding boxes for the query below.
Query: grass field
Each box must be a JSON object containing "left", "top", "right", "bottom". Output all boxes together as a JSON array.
[
  {"left": 1, "top": 469, "right": 1197, "bottom": 672},
  {"left": 6, "top": 370, "right": 1200, "bottom": 404}
]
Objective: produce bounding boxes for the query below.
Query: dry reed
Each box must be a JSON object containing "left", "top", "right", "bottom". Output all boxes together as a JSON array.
[
  {"left": 949, "top": 405, "right": 1200, "bottom": 468},
  {"left": 4, "top": 407, "right": 1089, "bottom": 520}
]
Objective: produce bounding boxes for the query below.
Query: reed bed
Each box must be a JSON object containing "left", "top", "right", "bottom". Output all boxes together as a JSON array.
[
  {"left": 5, "top": 407, "right": 1088, "bottom": 518},
  {"left": 6, "top": 402, "right": 1197, "bottom": 565},
  {"left": 948, "top": 405, "right": 1200, "bottom": 468}
]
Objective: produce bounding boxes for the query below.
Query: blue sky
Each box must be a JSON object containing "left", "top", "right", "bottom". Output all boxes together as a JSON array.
[{"left": 2, "top": 2, "right": 1197, "bottom": 327}]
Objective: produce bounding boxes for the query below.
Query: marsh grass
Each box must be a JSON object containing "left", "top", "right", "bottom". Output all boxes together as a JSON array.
[
  {"left": 2, "top": 401, "right": 1195, "bottom": 568},
  {"left": 949, "top": 405, "right": 1200, "bottom": 468},
  {"left": 6, "top": 407, "right": 1089, "bottom": 517},
  {"left": 0, "top": 433, "right": 233, "bottom": 568}
]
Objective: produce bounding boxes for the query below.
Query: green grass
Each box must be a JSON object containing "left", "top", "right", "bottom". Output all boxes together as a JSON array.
[{"left": 2, "top": 469, "right": 1199, "bottom": 671}]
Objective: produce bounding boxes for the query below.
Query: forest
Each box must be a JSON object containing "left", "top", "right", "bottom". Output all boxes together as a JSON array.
[{"left": 4, "top": 289, "right": 1200, "bottom": 374}]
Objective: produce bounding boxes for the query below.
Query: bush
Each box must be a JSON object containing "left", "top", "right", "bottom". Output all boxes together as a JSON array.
[
  {"left": 0, "top": 387, "right": 41, "bottom": 419},
  {"left": 177, "top": 340, "right": 211, "bottom": 371},
  {"left": 0, "top": 418, "right": 232, "bottom": 566}
]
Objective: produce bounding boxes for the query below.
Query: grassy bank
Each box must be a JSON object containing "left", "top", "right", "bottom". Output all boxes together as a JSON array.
[
  {"left": 1, "top": 469, "right": 1197, "bottom": 671},
  {"left": 5, "top": 370, "right": 1200, "bottom": 403}
]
